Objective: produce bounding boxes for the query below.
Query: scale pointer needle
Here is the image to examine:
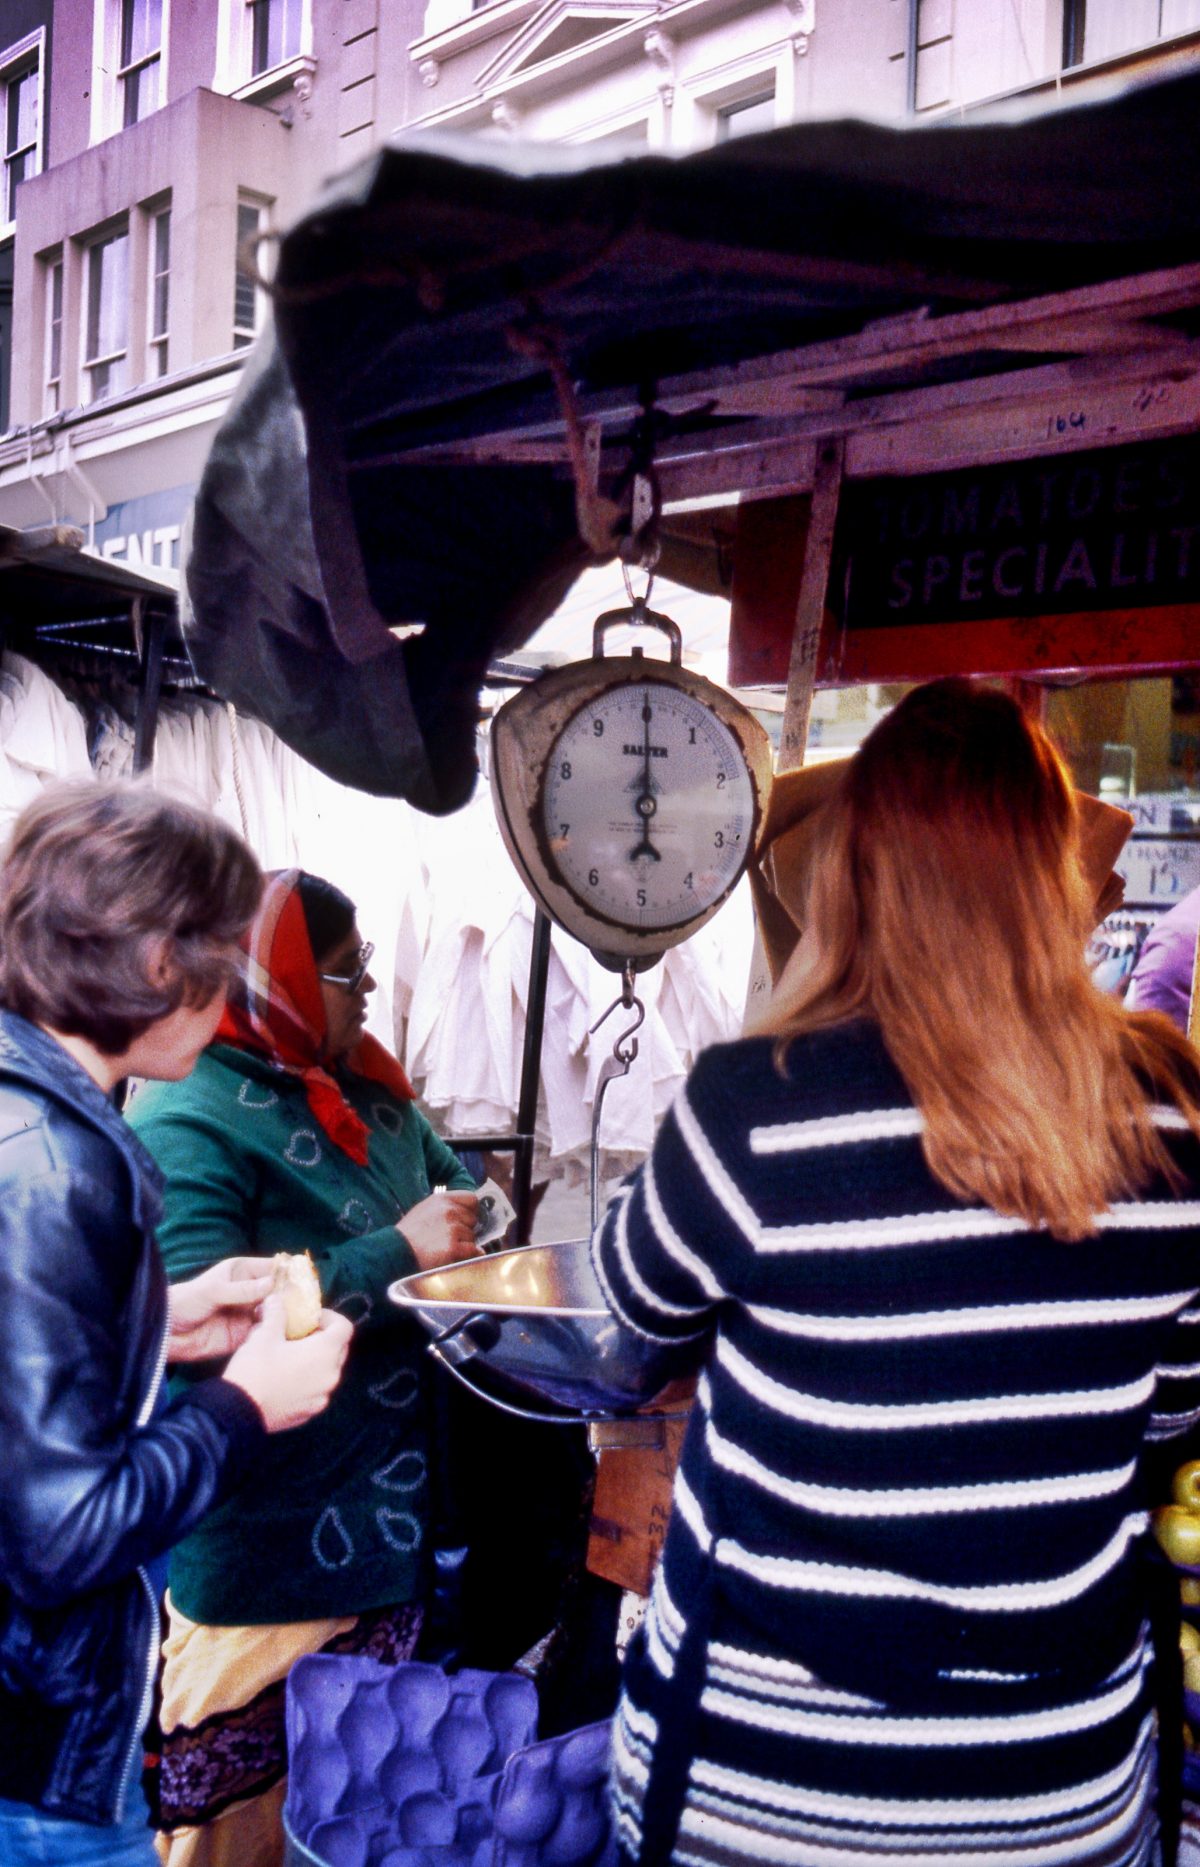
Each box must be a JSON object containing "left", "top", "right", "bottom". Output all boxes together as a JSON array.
[{"left": 630, "top": 694, "right": 661, "bottom": 863}]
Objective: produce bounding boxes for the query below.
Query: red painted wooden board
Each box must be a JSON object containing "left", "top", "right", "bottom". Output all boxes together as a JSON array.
[{"left": 811, "top": 607, "right": 1200, "bottom": 686}]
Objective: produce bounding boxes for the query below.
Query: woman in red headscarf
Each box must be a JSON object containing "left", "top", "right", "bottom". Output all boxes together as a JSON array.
[{"left": 129, "top": 870, "right": 480, "bottom": 1867}]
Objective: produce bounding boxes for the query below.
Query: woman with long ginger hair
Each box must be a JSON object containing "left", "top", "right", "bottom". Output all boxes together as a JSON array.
[{"left": 594, "top": 679, "right": 1200, "bottom": 1867}]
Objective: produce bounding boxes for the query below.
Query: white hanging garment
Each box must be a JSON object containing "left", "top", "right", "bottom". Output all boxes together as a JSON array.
[{"left": 0, "top": 653, "right": 93, "bottom": 837}]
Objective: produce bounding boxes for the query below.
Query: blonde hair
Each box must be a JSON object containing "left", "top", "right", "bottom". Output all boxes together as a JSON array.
[{"left": 761, "top": 679, "right": 1200, "bottom": 1242}]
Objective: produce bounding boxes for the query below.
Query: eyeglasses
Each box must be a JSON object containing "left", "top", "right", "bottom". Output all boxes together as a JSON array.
[{"left": 318, "top": 941, "right": 375, "bottom": 995}]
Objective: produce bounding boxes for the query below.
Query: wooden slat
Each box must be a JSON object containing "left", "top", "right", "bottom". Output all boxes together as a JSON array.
[
  {"left": 406, "top": 345, "right": 1200, "bottom": 513},
  {"left": 778, "top": 438, "right": 844, "bottom": 771},
  {"left": 655, "top": 354, "right": 1200, "bottom": 502},
  {"left": 348, "top": 263, "right": 1200, "bottom": 469},
  {"left": 648, "top": 262, "right": 1200, "bottom": 411},
  {"left": 815, "top": 606, "right": 1200, "bottom": 689}
]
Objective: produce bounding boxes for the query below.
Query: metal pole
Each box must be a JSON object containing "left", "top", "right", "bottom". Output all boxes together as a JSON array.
[
  {"left": 512, "top": 907, "right": 553, "bottom": 1245},
  {"left": 906, "top": 0, "right": 920, "bottom": 115},
  {"left": 132, "top": 611, "right": 166, "bottom": 775}
]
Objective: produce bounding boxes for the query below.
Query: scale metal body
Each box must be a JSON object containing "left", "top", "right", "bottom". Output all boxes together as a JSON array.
[
  {"left": 491, "top": 605, "right": 773, "bottom": 969},
  {"left": 403, "top": 603, "right": 773, "bottom": 1430}
]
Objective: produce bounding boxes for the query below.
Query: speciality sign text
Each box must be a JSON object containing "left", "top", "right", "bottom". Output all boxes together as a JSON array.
[{"left": 836, "top": 437, "right": 1200, "bottom": 630}]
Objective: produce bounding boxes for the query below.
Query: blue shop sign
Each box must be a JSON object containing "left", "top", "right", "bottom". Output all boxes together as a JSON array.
[{"left": 90, "top": 486, "right": 194, "bottom": 573}]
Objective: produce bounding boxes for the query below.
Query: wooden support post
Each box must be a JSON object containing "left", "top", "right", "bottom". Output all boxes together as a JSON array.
[
  {"left": 132, "top": 607, "right": 166, "bottom": 775},
  {"left": 778, "top": 437, "right": 844, "bottom": 773},
  {"left": 512, "top": 906, "right": 552, "bottom": 1245}
]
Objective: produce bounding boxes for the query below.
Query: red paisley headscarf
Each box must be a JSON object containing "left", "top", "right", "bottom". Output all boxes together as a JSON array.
[{"left": 216, "top": 868, "right": 413, "bottom": 1165}]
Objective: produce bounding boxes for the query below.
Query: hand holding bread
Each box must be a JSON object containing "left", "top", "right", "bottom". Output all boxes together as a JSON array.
[
  {"left": 166, "top": 1256, "right": 275, "bottom": 1364},
  {"left": 271, "top": 1251, "right": 323, "bottom": 1340}
]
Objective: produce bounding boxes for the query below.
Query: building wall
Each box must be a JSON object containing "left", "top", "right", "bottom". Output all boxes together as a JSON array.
[
  {"left": 403, "top": 0, "right": 1061, "bottom": 140},
  {"left": 402, "top": 0, "right": 1200, "bottom": 142},
  {"left": 0, "top": 0, "right": 53, "bottom": 430},
  {"left": 0, "top": 0, "right": 1196, "bottom": 542},
  {"left": 9, "top": 85, "right": 290, "bottom": 427}
]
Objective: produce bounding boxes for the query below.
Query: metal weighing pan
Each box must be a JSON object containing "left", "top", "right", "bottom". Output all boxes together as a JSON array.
[{"left": 389, "top": 1237, "right": 679, "bottom": 1423}]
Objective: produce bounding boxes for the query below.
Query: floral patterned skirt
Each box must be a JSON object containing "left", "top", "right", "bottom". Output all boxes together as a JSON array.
[{"left": 154, "top": 1592, "right": 422, "bottom": 1866}]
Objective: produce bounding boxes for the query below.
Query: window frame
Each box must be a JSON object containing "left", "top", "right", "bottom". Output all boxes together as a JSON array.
[
  {"left": 42, "top": 249, "right": 63, "bottom": 414},
  {"left": 247, "top": 0, "right": 304, "bottom": 78},
  {"left": 81, "top": 221, "right": 131, "bottom": 405},
  {"left": 118, "top": 0, "right": 164, "bottom": 128},
  {"left": 147, "top": 199, "right": 170, "bottom": 377},
  {"left": 90, "top": 1, "right": 169, "bottom": 143},
  {"left": 1061, "top": 0, "right": 1200, "bottom": 69},
  {"left": 714, "top": 90, "right": 777, "bottom": 140},
  {"left": 0, "top": 30, "right": 45, "bottom": 237},
  {"left": 232, "top": 191, "right": 271, "bottom": 350},
  {"left": 686, "top": 62, "right": 781, "bottom": 150},
  {"left": 214, "top": 0, "right": 314, "bottom": 96}
]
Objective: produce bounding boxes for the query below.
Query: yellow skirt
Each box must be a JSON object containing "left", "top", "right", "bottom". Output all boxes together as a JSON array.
[{"left": 154, "top": 1593, "right": 422, "bottom": 1867}]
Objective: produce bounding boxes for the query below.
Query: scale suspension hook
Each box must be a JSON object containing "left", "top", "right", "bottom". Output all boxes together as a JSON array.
[
  {"left": 588, "top": 978, "right": 646, "bottom": 1068},
  {"left": 588, "top": 974, "right": 647, "bottom": 1234}
]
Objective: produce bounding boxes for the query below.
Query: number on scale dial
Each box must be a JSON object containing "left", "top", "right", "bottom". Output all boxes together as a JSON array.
[{"left": 541, "top": 681, "right": 755, "bottom": 932}]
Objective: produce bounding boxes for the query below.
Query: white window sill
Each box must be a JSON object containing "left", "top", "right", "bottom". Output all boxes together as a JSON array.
[
  {"left": 231, "top": 52, "right": 317, "bottom": 105},
  {"left": 411, "top": 0, "right": 540, "bottom": 67},
  {"left": 0, "top": 221, "right": 14, "bottom": 244}
]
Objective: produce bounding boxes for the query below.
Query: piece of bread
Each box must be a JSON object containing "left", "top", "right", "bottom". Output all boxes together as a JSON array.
[{"left": 272, "top": 1251, "right": 322, "bottom": 1340}]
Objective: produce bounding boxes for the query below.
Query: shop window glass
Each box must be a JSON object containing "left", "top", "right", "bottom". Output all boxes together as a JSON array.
[
  {"left": 1053, "top": 675, "right": 1200, "bottom": 1000},
  {"left": 149, "top": 207, "right": 170, "bottom": 376},
  {"left": 3, "top": 60, "right": 37, "bottom": 223},
  {"left": 120, "top": 0, "right": 163, "bottom": 126},
  {"left": 248, "top": 0, "right": 303, "bottom": 76},
  {"left": 44, "top": 253, "right": 62, "bottom": 412},
  {"left": 716, "top": 92, "right": 775, "bottom": 140},
  {"left": 233, "top": 197, "right": 267, "bottom": 347},
  {"left": 0, "top": 238, "right": 11, "bottom": 433},
  {"left": 1064, "top": 0, "right": 1200, "bottom": 65},
  {"left": 85, "top": 227, "right": 130, "bottom": 402}
]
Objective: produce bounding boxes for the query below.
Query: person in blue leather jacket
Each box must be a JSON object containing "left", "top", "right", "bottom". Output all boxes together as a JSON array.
[{"left": 0, "top": 782, "right": 354, "bottom": 1867}]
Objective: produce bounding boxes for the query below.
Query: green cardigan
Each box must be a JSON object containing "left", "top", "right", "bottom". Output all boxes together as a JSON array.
[{"left": 128, "top": 1043, "right": 475, "bottom": 1625}]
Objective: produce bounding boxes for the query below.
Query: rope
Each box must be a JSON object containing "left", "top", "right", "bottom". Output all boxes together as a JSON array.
[
  {"left": 505, "top": 322, "right": 622, "bottom": 558},
  {"left": 225, "top": 701, "right": 251, "bottom": 842}
]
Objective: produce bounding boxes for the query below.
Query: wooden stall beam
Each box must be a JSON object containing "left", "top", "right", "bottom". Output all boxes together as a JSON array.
[
  {"left": 656, "top": 349, "right": 1200, "bottom": 502},
  {"left": 649, "top": 262, "right": 1200, "bottom": 411},
  {"left": 778, "top": 438, "right": 844, "bottom": 772},
  {"left": 392, "top": 341, "right": 1200, "bottom": 511},
  {"left": 349, "top": 265, "right": 1200, "bottom": 472},
  {"left": 816, "top": 608, "right": 1200, "bottom": 689}
]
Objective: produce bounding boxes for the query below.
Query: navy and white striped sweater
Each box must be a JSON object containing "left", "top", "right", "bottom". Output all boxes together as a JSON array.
[{"left": 594, "top": 1020, "right": 1200, "bottom": 1867}]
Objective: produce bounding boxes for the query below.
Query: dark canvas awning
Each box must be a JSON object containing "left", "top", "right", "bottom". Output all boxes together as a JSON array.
[{"left": 184, "top": 66, "right": 1200, "bottom": 810}]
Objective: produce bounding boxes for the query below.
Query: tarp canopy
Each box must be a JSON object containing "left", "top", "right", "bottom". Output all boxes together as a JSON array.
[{"left": 184, "top": 65, "right": 1200, "bottom": 810}]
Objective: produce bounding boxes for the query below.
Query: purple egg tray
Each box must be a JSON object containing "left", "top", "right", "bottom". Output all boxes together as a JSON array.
[
  {"left": 284, "top": 1655, "right": 615, "bottom": 1867},
  {"left": 493, "top": 1720, "right": 616, "bottom": 1867}
]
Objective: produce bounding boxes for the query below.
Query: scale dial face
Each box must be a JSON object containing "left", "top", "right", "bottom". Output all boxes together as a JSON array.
[{"left": 539, "top": 679, "right": 757, "bottom": 934}]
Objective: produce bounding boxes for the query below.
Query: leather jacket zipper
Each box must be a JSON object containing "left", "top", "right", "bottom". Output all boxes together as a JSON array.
[
  {"left": 115, "top": 1320, "right": 169, "bottom": 1822},
  {"left": 114, "top": 1566, "right": 159, "bottom": 1824}
]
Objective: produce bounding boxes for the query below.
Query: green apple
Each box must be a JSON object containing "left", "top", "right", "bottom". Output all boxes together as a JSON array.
[
  {"left": 1183, "top": 1577, "right": 1200, "bottom": 1608},
  {"left": 1173, "top": 1463, "right": 1200, "bottom": 1509},
  {"left": 1183, "top": 1652, "right": 1200, "bottom": 1694},
  {"left": 1153, "top": 1506, "right": 1200, "bottom": 1569},
  {"left": 1182, "top": 1623, "right": 1200, "bottom": 1658}
]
